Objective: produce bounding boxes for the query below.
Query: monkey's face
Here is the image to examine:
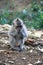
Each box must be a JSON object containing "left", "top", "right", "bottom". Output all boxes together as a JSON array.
[{"left": 13, "top": 18, "right": 23, "bottom": 31}]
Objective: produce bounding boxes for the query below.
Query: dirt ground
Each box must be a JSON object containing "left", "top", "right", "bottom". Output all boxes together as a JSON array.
[
  {"left": 0, "top": 37, "right": 43, "bottom": 65},
  {"left": 0, "top": 25, "right": 43, "bottom": 65}
]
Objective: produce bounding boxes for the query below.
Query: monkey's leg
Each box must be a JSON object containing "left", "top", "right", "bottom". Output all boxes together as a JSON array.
[
  {"left": 9, "top": 36, "right": 16, "bottom": 49},
  {"left": 13, "top": 40, "right": 22, "bottom": 51},
  {"left": 19, "top": 39, "right": 25, "bottom": 51},
  {"left": 9, "top": 37, "right": 21, "bottom": 51}
]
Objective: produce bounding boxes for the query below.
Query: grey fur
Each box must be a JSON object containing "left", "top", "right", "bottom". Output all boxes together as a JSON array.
[{"left": 9, "top": 18, "right": 28, "bottom": 51}]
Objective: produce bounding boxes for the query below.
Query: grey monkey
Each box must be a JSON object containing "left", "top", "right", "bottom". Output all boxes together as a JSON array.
[{"left": 9, "top": 18, "right": 28, "bottom": 51}]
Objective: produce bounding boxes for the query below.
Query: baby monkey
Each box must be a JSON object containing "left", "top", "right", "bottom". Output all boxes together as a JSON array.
[{"left": 9, "top": 18, "right": 28, "bottom": 51}]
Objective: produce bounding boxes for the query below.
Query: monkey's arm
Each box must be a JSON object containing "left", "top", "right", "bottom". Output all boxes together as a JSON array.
[
  {"left": 9, "top": 25, "right": 17, "bottom": 37},
  {"left": 9, "top": 31, "right": 17, "bottom": 38},
  {"left": 21, "top": 25, "right": 28, "bottom": 38}
]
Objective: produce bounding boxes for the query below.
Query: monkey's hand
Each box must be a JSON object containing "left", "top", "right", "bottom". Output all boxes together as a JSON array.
[{"left": 10, "top": 32, "right": 17, "bottom": 38}]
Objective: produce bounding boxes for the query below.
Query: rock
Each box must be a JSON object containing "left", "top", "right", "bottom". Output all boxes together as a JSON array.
[
  {"left": 34, "top": 63, "right": 43, "bottom": 65},
  {"left": 0, "top": 25, "right": 3, "bottom": 31},
  {"left": 37, "top": 47, "right": 43, "bottom": 52},
  {"left": 33, "top": 60, "right": 43, "bottom": 65},
  {"left": 35, "top": 60, "right": 41, "bottom": 63},
  {"left": 34, "top": 62, "right": 43, "bottom": 65},
  {"left": 0, "top": 28, "right": 3, "bottom": 31},
  {"left": 29, "top": 49, "right": 33, "bottom": 53},
  {"left": 28, "top": 63, "right": 33, "bottom": 65},
  {"left": 27, "top": 31, "right": 32, "bottom": 36},
  {"left": 5, "top": 63, "right": 10, "bottom": 65},
  {"left": 2, "top": 24, "right": 11, "bottom": 31},
  {"left": 22, "top": 57, "right": 26, "bottom": 60},
  {"left": 25, "top": 46, "right": 30, "bottom": 50},
  {"left": 8, "top": 61, "right": 14, "bottom": 64},
  {"left": 34, "top": 31, "right": 43, "bottom": 38}
]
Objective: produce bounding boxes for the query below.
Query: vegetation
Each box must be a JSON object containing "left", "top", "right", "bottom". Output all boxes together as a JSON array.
[{"left": 0, "top": 1, "right": 43, "bottom": 29}]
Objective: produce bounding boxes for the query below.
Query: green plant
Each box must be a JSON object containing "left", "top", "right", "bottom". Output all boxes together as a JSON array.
[{"left": 0, "top": 1, "right": 43, "bottom": 29}]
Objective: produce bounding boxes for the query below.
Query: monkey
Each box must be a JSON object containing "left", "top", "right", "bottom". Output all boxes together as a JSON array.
[{"left": 9, "top": 18, "right": 28, "bottom": 51}]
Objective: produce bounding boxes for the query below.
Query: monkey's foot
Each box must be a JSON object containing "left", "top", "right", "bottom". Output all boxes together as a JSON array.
[{"left": 11, "top": 47, "right": 23, "bottom": 52}]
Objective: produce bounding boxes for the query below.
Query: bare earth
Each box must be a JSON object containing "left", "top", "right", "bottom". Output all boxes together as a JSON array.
[
  {"left": 0, "top": 24, "right": 43, "bottom": 65},
  {"left": 0, "top": 35, "right": 43, "bottom": 65}
]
